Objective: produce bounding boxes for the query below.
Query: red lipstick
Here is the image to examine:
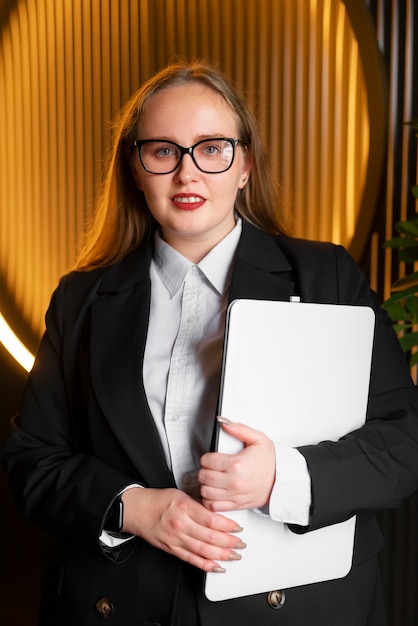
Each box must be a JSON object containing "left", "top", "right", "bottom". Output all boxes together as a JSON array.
[{"left": 171, "top": 193, "right": 206, "bottom": 210}]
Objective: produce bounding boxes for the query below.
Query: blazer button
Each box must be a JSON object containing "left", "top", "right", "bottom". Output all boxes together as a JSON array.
[
  {"left": 267, "top": 589, "right": 286, "bottom": 609},
  {"left": 95, "top": 597, "right": 115, "bottom": 619}
]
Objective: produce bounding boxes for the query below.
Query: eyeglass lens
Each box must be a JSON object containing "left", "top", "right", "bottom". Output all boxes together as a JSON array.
[{"left": 139, "top": 139, "right": 235, "bottom": 174}]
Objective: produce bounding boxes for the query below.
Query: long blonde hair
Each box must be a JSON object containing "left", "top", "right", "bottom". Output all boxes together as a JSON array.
[{"left": 74, "top": 60, "right": 290, "bottom": 271}]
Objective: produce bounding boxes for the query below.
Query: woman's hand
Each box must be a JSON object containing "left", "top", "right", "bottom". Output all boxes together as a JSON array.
[
  {"left": 121, "top": 486, "right": 246, "bottom": 573},
  {"left": 199, "top": 418, "right": 276, "bottom": 512}
]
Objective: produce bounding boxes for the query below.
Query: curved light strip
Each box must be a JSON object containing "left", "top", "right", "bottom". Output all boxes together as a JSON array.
[{"left": 0, "top": 313, "right": 35, "bottom": 372}]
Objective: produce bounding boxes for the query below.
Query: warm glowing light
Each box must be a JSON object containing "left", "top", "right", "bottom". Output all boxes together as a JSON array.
[{"left": 0, "top": 313, "right": 35, "bottom": 372}]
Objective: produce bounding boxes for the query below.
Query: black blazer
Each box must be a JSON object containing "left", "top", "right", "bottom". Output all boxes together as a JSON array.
[{"left": 3, "top": 222, "right": 418, "bottom": 626}]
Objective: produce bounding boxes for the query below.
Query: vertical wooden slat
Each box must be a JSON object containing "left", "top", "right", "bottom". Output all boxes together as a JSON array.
[
  {"left": 399, "top": 0, "right": 413, "bottom": 226},
  {"left": 80, "top": 0, "right": 94, "bottom": 225},
  {"left": 293, "top": 0, "right": 310, "bottom": 236},
  {"left": 0, "top": 31, "right": 7, "bottom": 274},
  {"left": 46, "top": 1, "right": 59, "bottom": 288},
  {"left": 346, "top": 38, "right": 359, "bottom": 242},
  {"left": 63, "top": 0, "right": 77, "bottom": 257},
  {"left": 90, "top": 0, "right": 105, "bottom": 220},
  {"left": 319, "top": 0, "right": 334, "bottom": 241},
  {"left": 72, "top": 0, "right": 85, "bottom": 269},
  {"left": 279, "top": 0, "right": 296, "bottom": 220},
  {"left": 137, "top": 0, "right": 149, "bottom": 83},
  {"left": 383, "top": 0, "right": 398, "bottom": 299},
  {"left": 6, "top": 10, "right": 20, "bottom": 307},
  {"left": 25, "top": 1, "right": 40, "bottom": 329},
  {"left": 54, "top": 1, "right": 69, "bottom": 261},
  {"left": 331, "top": 1, "right": 346, "bottom": 242},
  {"left": 100, "top": 0, "right": 112, "bottom": 153},
  {"left": 12, "top": 0, "right": 32, "bottom": 321},
  {"left": 305, "top": 0, "right": 321, "bottom": 238}
]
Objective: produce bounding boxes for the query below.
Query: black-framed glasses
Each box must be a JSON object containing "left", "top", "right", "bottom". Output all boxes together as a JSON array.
[{"left": 132, "top": 137, "right": 243, "bottom": 174}]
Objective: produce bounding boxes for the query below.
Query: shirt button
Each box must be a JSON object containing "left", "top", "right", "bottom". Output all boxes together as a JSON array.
[
  {"left": 172, "top": 414, "right": 180, "bottom": 421},
  {"left": 187, "top": 316, "right": 195, "bottom": 324}
]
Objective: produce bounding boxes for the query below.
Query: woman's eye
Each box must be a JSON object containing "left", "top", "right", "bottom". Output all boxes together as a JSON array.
[
  {"left": 203, "top": 144, "right": 220, "bottom": 155},
  {"left": 155, "top": 146, "right": 175, "bottom": 157}
]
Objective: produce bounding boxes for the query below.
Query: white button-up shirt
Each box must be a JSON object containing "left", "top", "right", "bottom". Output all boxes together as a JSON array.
[{"left": 143, "top": 223, "right": 241, "bottom": 498}]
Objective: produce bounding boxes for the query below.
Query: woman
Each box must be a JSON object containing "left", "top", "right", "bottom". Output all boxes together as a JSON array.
[{"left": 2, "top": 61, "right": 418, "bottom": 626}]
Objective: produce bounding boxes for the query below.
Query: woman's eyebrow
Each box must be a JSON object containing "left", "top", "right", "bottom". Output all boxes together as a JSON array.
[{"left": 138, "top": 133, "right": 230, "bottom": 143}]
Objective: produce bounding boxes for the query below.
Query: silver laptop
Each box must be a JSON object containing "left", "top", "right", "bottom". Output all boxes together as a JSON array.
[{"left": 204, "top": 299, "right": 375, "bottom": 601}]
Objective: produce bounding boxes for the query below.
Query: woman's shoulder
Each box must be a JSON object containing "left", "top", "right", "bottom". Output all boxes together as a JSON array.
[
  {"left": 272, "top": 233, "right": 370, "bottom": 305},
  {"left": 275, "top": 233, "right": 344, "bottom": 257},
  {"left": 274, "top": 233, "right": 358, "bottom": 276},
  {"left": 242, "top": 221, "right": 344, "bottom": 258},
  {"left": 46, "top": 244, "right": 151, "bottom": 328},
  {"left": 56, "top": 265, "right": 110, "bottom": 301},
  {"left": 59, "top": 242, "right": 152, "bottom": 296}
]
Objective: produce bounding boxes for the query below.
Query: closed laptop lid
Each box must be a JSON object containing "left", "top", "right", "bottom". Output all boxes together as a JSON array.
[{"left": 205, "top": 299, "right": 375, "bottom": 601}]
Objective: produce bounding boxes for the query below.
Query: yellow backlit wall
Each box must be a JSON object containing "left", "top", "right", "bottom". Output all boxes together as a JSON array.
[{"left": 0, "top": 0, "right": 380, "bottom": 348}]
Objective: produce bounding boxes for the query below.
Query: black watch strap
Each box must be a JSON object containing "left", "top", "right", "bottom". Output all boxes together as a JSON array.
[{"left": 104, "top": 495, "right": 124, "bottom": 533}]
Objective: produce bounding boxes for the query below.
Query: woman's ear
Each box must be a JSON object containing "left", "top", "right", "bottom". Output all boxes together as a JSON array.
[
  {"left": 238, "top": 156, "right": 252, "bottom": 189},
  {"left": 133, "top": 171, "right": 143, "bottom": 191},
  {"left": 130, "top": 158, "right": 143, "bottom": 190},
  {"left": 125, "top": 144, "right": 143, "bottom": 190}
]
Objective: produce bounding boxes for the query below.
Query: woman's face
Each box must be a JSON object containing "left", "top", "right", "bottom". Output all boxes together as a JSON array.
[{"left": 131, "top": 83, "right": 251, "bottom": 261}]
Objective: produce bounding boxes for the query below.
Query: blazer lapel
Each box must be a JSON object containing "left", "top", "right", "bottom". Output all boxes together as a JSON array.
[
  {"left": 89, "top": 243, "right": 175, "bottom": 488},
  {"left": 229, "top": 222, "right": 296, "bottom": 303}
]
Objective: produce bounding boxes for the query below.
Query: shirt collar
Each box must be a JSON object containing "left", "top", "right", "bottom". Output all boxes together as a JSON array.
[{"left": 153, "top": 218, "right": 242, "bottom": 297}]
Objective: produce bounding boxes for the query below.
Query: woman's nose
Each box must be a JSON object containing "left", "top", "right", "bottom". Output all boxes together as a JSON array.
[{"left": 173, "top": 153, "right": 200, "bottom": 183}]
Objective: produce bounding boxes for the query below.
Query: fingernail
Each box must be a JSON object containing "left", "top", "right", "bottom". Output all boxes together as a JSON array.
[
  {"left": 232, "top": 525, "right": 244, "bottom": 533},
  {"left": 212, "top": 565, "right": 226, "bottom": 573},
  {"left": 217, "top": 416, "right": 232, "bottom": 425},
  {"left": 235, "top": 540, "right": 247, "bottom": 549},
  {"left": 228, "top": 552, "right": 242, "bottom": 561}
]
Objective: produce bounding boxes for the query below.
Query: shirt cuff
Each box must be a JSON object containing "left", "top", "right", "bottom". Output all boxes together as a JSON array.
[{"left": 267, "top": 444, "right": 311, "bottom": 526}]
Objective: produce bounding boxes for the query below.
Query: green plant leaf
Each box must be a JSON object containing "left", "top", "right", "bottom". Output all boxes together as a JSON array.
[
  {"left": 404, "top": 119, "right": 418, "bottom": 132},
  {"left": 391, "top": 272, "right": 418, "bottom": 290},
  {"left": 406, "top": 297, "right": 418, "bottom": 321},
  {"left": 393, "top": 322, "right": 413, "bottom": 333},
  {"left": 384, "top": 285, "right": 418, "bottom": 304},
  {"left": 410, "top": 351, "right": 418, "bottom": 367},
  {"left": 412, "top": 185, "right": 418, "bottom": 199},
  {"left": 383, "top": 237, "right": 418, "bottom": 249},
  {"left": 398, "top": 247, "right": 418, "bottom": 263},
  {"left": 383, "top": 299, "right": 412, "bottom": 321},
  {"left": 398, "top": 332, "right": 418, "bottom": 352},
  {"left": 396, "top": 219, "right": 418, "bottom": 236}
]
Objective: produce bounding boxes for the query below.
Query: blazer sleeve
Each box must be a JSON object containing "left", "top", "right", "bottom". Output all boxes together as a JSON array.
[
  {"left": 1, "top": 277, "right": 139, "bottom": 561},
  {"left": 297, "top": 244, "right": 418, "bottom": 531}
]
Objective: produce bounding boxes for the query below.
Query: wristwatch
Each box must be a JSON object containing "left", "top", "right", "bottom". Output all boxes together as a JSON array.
[{"left": 104, "top": 494, "right": 124, "bottom": 533}]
